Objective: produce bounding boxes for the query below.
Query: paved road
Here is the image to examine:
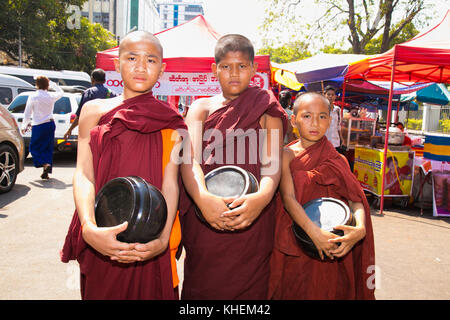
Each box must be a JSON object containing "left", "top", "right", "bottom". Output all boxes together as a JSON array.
[{"left": 0, "top": 153, "right": 449, "bottom": 300}]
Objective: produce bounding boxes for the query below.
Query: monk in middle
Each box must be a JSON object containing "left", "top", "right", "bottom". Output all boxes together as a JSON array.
[{"left": 179, "top": 34, "right": 287, "bottom": 299}]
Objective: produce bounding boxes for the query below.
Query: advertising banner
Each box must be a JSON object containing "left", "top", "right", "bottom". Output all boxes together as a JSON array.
[
  {"left": 353, "top": 147, "right": 414, "bottom": 197},
  {"left": 430, "top": 160, "right": 450, "bottom": 217},
  {"left": 104, "top": 71, "right": 269, "bottom": 96}
]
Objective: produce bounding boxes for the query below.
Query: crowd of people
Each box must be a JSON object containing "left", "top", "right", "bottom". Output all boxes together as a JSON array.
[{"left": 53, "top": 31, "right": 375, "bottom": 300}]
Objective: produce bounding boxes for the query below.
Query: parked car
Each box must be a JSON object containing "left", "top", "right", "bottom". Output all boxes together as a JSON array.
[
  {"left": 0, "top": 74, "right": 35, "bottom": 106},
  {"left": 7, "top": 91, "right": 81, "bottom": 155},
  {"left": 0, "top": 103, "right": 25, "bottom": 193}
]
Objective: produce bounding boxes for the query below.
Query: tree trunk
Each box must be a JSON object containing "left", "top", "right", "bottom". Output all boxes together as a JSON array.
[
  {"left": 346, "top": 0, "right": 363, "bottom": 53},
  {"left": 380, "top": 0, "right": 394, "bottom": 53}
]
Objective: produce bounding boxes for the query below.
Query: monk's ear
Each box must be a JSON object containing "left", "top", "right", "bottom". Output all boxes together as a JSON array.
[
  {"left": 252, "top": 62, "right": 258, "bottom": 75},
  {"left": 211, "top": 63, "right": 217, "bottom": 76},
  {"left": 159, "top": 62, "right": 166, "bottom": 78},
  {"left": 114, "top": 58, "right": 120, "bottom": 73},
  {"left": 290, "top": 113, "right": 297, "bottom": 128}
]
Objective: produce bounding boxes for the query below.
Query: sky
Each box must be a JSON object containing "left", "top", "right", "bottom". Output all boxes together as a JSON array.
[
  {"left": 202, "top": 0, "right": 450, "bottom": 52},
  {"left": 202, "top": 0, "right": 267, "bottom": 49}
]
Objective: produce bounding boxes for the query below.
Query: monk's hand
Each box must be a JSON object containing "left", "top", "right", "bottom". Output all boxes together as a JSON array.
[
  {"left": 81, "top": 221, "right": 138, "bottom": 263},
  {"left": 220, "top": 193, "right": 265, "bottom": 231},
  {"left": 198, "top": 192, "right": 234, "bottom": 231},
  {"left": 308, "top": 226, "right": 340, "bottom": 261},
  {"left": 118, "top": 237, "right": 169, "bottom": 262},
  {"left": 328, "top": 224, "right": 366, "bottom": 258}
]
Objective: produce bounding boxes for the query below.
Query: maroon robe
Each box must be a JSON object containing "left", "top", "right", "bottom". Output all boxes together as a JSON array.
[
  {"left": 60, "top": 92, "right": 187, "bottom": 300},
  {"left": 269, "top": 137, "right": 375, "bottom": 299},
  {"left": 179, "top": 86, "right": 288, "bottom": 299}
]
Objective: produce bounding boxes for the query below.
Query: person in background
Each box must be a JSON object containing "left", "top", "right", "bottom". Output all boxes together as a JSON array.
[
  {"left": 21, "top": 76, "right": 63, "bottom": 179},
  {"left": 394, "top": 122, "right": 412, "bottom": 146},
  {"left": 279, "top": 90, "right": 295, "bottom": 144},
  {"left": 324, "top": 86, "right": 345, "bottom": 153},
  {"left": 63, "top": 68, "right": 117, "bottom": 140}
]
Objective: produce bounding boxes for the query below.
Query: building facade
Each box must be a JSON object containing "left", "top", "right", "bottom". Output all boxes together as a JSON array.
[
  {"left": 81, "top": 0, "right": 162, "bottom": 41},
  {"left": 157, "top": 0, "right": 204, "bottom": 30}
]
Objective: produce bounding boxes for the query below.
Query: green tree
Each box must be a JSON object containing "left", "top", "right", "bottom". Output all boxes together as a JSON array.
[
  {"left": 0, "top": 0, "right": 116, "bottom": 72},
  {"left": 257, "top": 39, "right": 311, "bottom": 63},
  {"left": 260, "top": 0, "right": 432, "bottom": 54}
]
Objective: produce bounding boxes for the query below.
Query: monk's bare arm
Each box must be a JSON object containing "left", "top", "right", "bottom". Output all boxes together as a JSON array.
[
  {"left": 222, "top": 114, "right": 283, "bottom": 230},
  {"left": 73, "top": 100, "right": 102, "bottom": 228},
  {"left": 279, "top": 146, "right": 338, "bottom": 260},
  {"left": 180, "top": 99, "right": 209, "bottom": 200},
  {"left": 180, "top": 99, "right": 231, "bottom": 231},
  {"left": 74, "top": 100, "right": 136, "bottom": 261}
]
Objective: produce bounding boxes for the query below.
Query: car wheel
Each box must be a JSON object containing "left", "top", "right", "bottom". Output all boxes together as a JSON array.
[{"left": 0, "top": 144, "right": 18, "bottom": 194}]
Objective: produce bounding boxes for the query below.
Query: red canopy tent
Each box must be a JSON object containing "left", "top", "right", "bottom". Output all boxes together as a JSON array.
[
  {"left": 96, "top": 15, "right": 271, "bottom": 99},
  {"left": 345, "top": 10, "right": 450, "bottom": 214}
]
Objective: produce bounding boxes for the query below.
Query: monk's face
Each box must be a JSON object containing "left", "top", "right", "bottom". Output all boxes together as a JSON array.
[
  {"left": 211, "top": 51, "right": 257, "bottom": 100},
  {"left": 292, "top": 95, "right": 331, "bottom": 148},
  {"left": 114, "top": 36, "right": 165, "bottom": 98}
]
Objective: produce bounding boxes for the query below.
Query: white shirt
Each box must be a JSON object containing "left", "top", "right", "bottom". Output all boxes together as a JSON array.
[
  {"left": 325, "top": 105, "right": 341, "bottom": 147},
  {"left": 22, "top": 81, "right": 63, "bottom": 130}
]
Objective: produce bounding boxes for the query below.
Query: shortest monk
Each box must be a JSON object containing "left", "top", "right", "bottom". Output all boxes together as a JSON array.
[
  {"left": 269, "top": 92, "right": 375, "bottom": 300},
  {"left": 60, "top": 30, "right": 187, "bottom": 299}
]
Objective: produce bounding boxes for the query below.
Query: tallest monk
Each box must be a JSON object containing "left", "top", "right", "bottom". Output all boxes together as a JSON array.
[
  {"left": 179, "top": 34, "right": 288, "bottom": 299},
  {"left": 60, "top": 31, "right": 187, "bottom": 299}
]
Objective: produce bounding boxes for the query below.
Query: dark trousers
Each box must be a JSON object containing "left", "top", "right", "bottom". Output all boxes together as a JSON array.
[{"left": 30, "top": 120, "right": 55, "bottom": 169}]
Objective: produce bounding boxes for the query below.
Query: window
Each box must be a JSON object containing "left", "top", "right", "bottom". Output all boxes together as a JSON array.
[
  {"left": 185, "top": 5, "right": 203, "bottom": 13},
  {"left": 8, "top": 95, "right": 28, "bottom": 113},
  {"left": 53, "top": 97, "right": 72, "bottom": 114},
  {"left": 17, "top": 88, "right": 35, "bottom": 95},
  {"left": 0, "top": 87, "right": 13, "bottom": 105}
]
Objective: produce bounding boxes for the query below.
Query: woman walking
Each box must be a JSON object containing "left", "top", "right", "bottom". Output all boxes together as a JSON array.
[{"left": 21, "top": 76, "right": 63, "bottom": 179}]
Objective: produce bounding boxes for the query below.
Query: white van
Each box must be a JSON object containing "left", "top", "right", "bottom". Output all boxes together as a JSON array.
[
  {"left": 0, "top": 74, "right": 35, "bottom": 106},
  {"left": 0, "top": 66, "right": 91, "bottom": 89},
  {"left": 7, "top": 91, "right": 81, "bottom": 155}
]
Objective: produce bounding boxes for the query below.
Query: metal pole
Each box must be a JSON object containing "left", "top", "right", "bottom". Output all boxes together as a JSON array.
[
  {"left": 379, "top": 47, "right": 397, "bottom": 215},
  {"left": 18, "top": 25, "right": 22, "bottom": 67}
]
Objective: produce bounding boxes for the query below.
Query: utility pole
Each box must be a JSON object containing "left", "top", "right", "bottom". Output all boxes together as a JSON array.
[{"left": 18, "top": 25, "right": 22, "bottom": 67}]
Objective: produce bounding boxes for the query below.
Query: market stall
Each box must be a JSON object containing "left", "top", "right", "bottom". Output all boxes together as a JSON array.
[
  {"left": 95, "top": 15, "right": 272, "bottom": 109},
  {"left": 345, "top": 10, "right": 450, "bottom": 214}
]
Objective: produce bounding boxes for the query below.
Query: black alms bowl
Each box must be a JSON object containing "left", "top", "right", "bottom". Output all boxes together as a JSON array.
[
  {"left": 292, "top": 197, "right": 355, "bottom": 260},
  {"left": 195, "top": 165, "right": 259, "bottom": 222},
  {"left": 95, "top": 176, "right": 167, "bottom": 243}
]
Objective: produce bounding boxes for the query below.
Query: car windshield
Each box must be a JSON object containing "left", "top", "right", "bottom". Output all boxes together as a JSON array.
[{"left": 8, "top": 95, "right": 71, "bottom": 114}]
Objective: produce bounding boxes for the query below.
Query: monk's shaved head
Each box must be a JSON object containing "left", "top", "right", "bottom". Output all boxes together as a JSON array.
[
  {"left": 293, "top": 92, "right": 330, "bottom": 115},
  {"left": 119, "top": 30, "right": 163, "bottom": 59}
]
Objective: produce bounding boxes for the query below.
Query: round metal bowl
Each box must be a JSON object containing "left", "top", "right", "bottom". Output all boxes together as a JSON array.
[
  {"left": 292, "top": 197, "right": 355, "bottom": 260},
  {"left": 195, "top": 165, "right": 259, "bottom": 222},
  {"left": 94, "top": 176, "right": 167, "bottom": 243}
]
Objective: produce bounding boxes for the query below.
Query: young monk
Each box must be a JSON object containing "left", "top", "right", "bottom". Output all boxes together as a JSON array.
[
  {"left": 60, "top": 31, "right": 187, "bottom": 299},
  {"left": 179, "top": 34, "right": 288, "bottom": 299},
  {"left": 269, "top": 92, "right": 375, "bottom": 300}
]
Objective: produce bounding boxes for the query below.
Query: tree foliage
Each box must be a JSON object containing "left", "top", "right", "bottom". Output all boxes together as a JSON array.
[
  {"left": 0, "top": 0, "right": 116, "bottom": 72},
  {"left": 257, "top": 39, "right": 312, "bottom": 63},
  {"left": 260, "top": 0, "right": 433, "bottom": 55}
]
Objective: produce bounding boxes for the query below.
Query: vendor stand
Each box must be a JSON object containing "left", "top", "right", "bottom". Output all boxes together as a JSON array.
[{"left": 353, "top": 145, "right": 414, "bottom": 208}]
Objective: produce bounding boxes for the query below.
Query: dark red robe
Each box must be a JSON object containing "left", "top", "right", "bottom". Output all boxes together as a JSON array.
[
  {"left": 60, "top": 92, "right": 187, "bottom": 300},
  {"left": 179, "top": 86, "right": 288, "bottom": 299},
  {"left": 269, "top": 137, "right": 375, "bottom": 300}
]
